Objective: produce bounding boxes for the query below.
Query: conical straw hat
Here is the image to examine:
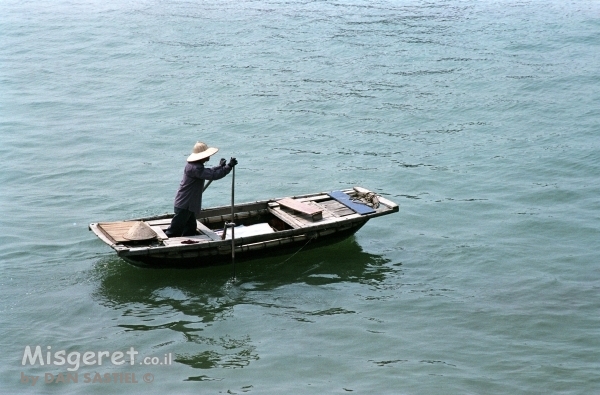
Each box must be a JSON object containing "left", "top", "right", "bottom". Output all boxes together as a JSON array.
[
  {"left": 187, "top": 141, "right": 219, "bottom": 162},
  {"left": 123, "top": 221, "right": 157, "bottom": 241}
]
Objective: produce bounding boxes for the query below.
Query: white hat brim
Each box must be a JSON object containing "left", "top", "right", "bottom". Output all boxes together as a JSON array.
[{"left": 187, "top": 147, "right": 219, "bottom": 162}]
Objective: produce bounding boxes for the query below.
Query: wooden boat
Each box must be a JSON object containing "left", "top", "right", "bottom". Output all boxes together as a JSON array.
[{"left": 89, "top": 186, "right": 398, "bottom": 268}]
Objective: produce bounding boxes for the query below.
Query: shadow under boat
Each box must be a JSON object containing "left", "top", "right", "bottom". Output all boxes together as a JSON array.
[{"left": 91, "top": 237, "right": 392, "bottom": 306}]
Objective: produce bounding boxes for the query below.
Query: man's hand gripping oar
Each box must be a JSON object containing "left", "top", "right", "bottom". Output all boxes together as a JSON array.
[{"left": 202, "top": 158, "right": 228, "bottom": 192}]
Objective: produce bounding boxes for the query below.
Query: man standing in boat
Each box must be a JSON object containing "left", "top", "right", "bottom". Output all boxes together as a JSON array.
[{"left": 165, "top": 141, "right": 238, "bottom": 237}]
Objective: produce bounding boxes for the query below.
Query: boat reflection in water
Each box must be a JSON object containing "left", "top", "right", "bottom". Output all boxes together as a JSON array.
[{"left": 91, "top": 238, "right": 394, "bottom": 379}]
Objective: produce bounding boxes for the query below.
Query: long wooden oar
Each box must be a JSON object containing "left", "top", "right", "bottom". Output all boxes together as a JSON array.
[
  {"left": 205, "top": 163, "right": 236, "bottom": 278},
  {"left": 230, "top": 165, "right": 236, "bottom": 279}
]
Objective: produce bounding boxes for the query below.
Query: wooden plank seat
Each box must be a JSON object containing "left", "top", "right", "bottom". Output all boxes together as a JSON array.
[
  {"left": 196, "top": 220, "right": 220, "bottom": 241},
  {"left": 120, "top": 218, "right": 218, "bottom": 241},
  {"left": 149, "top": 226, "right": 168, "bottom": 241},
  {"left": 277, "top": 198, "right": 323, "bottom": 221}
]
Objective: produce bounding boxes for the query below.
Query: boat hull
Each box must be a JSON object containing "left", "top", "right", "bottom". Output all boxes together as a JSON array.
[
  {"left": 121, "top": 220, "right": 367, "bottom": 268},
  {"left": 89, "top": 186, "right": 398, "bottom": 269}
]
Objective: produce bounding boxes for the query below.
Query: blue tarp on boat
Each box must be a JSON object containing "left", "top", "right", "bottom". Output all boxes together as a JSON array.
[{"left": 328, "top": 191, "right": 376, "bottom": 215}]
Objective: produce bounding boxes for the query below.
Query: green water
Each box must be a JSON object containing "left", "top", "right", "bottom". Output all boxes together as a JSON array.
[{"left": 1, "top": 0, "right": 599, "bottom": 393}]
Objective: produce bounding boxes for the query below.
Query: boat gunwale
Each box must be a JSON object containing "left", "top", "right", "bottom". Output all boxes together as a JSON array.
[{"left": 122, "top": 187, "right": 398, "bottom": 223}]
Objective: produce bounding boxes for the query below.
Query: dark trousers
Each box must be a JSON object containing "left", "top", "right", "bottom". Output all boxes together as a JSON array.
[{"left": 165, "top": 207, "right": 197, "bottom": 237}]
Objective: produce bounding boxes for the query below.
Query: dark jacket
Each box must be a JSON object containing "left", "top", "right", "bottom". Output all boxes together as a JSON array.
[{"left": 173, "top": 161, "right": 232, "bottom": 218}]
